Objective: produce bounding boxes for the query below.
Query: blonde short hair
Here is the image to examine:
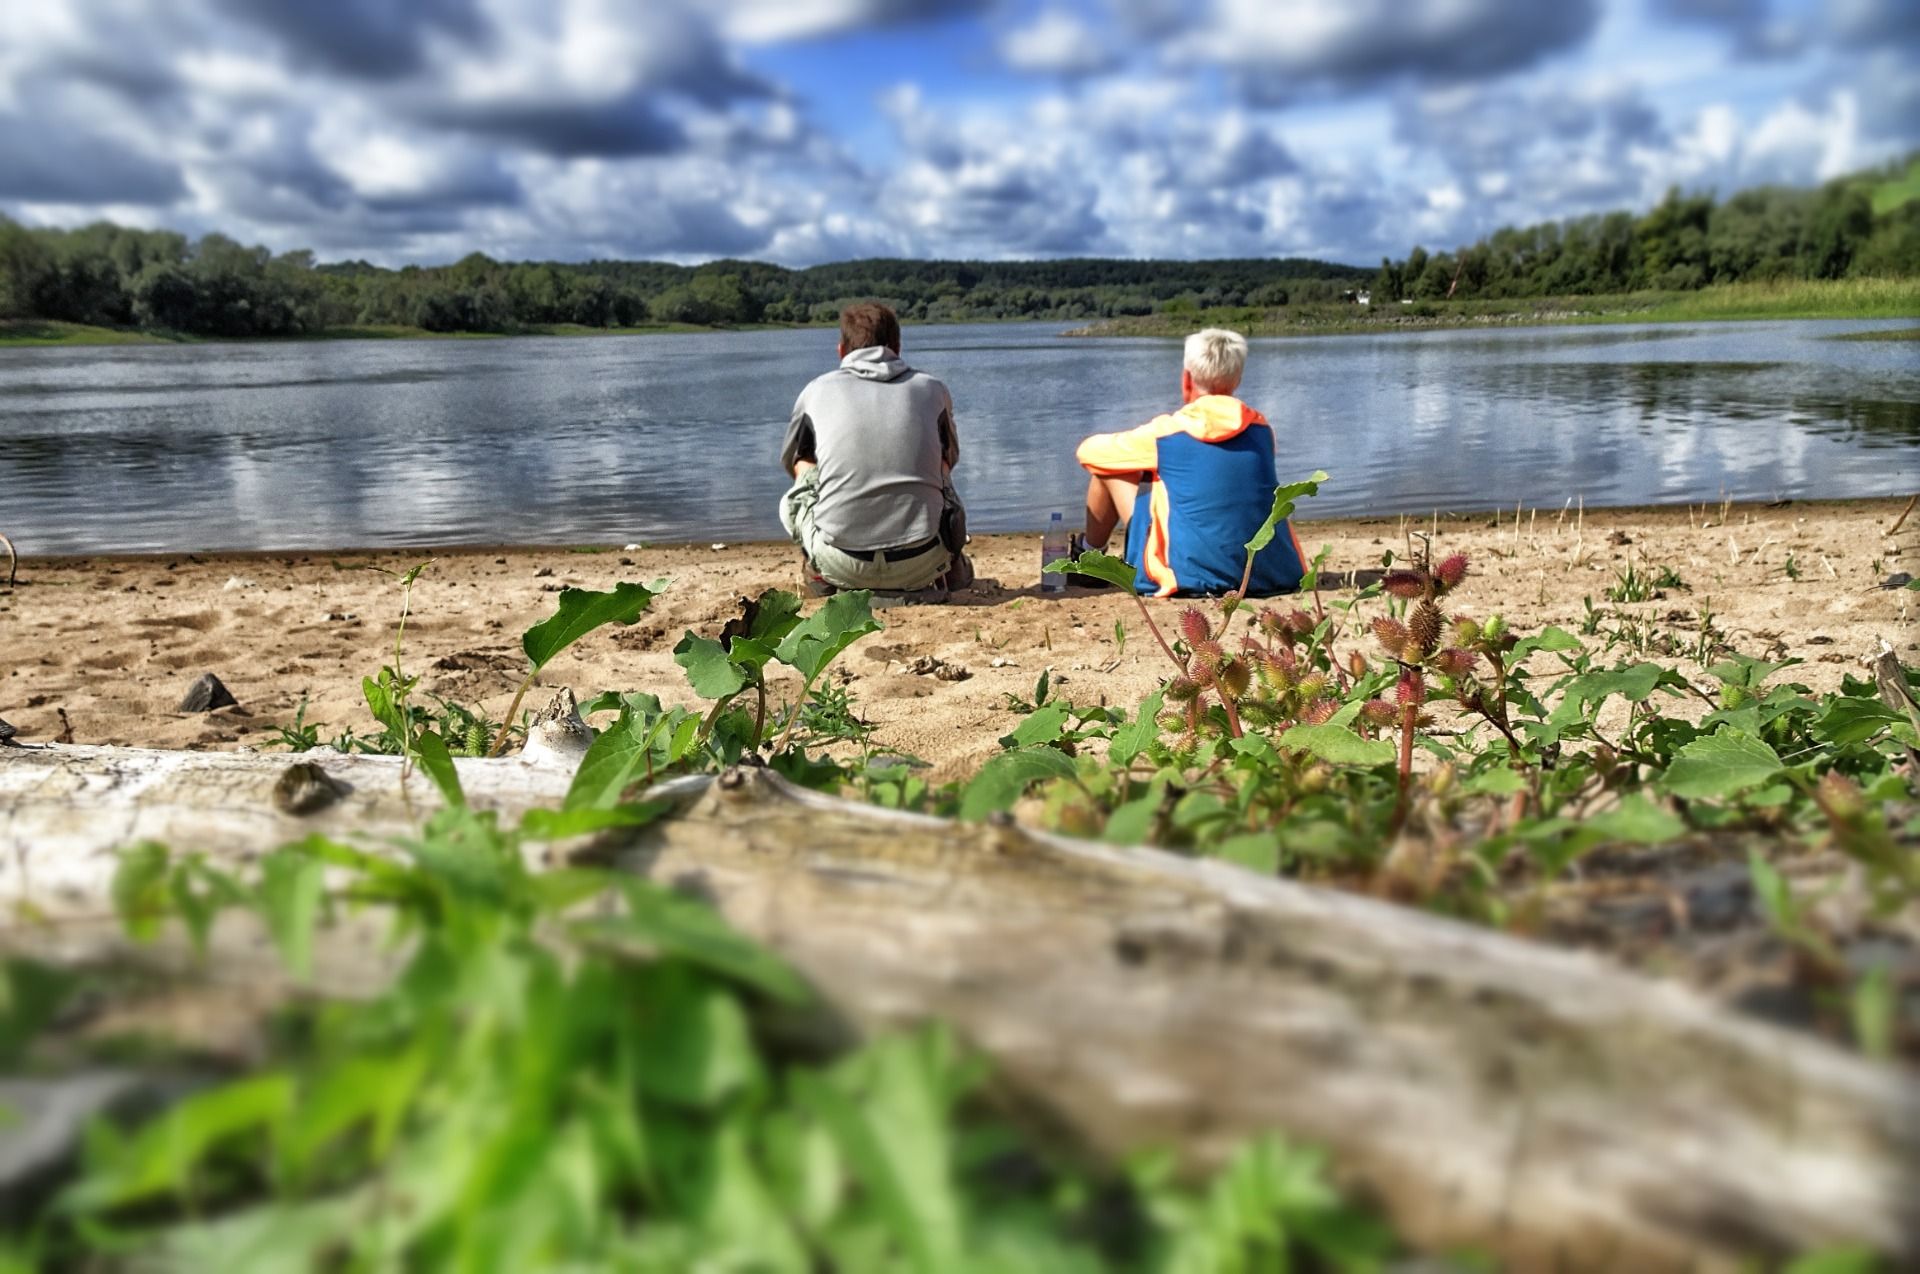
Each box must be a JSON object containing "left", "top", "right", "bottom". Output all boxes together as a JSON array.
[{"left": 1183, "top": 328, "right": 1247, "bottom": 394}]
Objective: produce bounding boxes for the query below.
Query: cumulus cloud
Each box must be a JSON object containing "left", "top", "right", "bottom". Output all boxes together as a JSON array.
[
  {"left": 717, "top": 0, "right": 994, "bottom": 42},
  {"left": 1648, "top": 0, "right": 1800, "bottom": 58},
  {"left": 0, "top": 114, "right": 186, "bottom": 204},
  {"left": 1165, "top": 0, "right": 1601, "bottom": 94},
  {"left": 999, "top": 9, "right": 1120, "bottom": 77},
  {"left": 214, "top": 0, "right": 489, "bottom": 81},
  {"left": 0, "top": 0, "right": 1913, "bottom": 268}
]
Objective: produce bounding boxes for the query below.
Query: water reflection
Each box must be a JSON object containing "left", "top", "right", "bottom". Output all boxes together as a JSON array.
[{"left": 0, "top": 319, "right": 1915, "bottom": 554}]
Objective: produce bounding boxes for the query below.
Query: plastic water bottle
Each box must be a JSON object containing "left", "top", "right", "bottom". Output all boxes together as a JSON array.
[{"left": 1040, "top": 511, "right": 1068, "bottom": 594}]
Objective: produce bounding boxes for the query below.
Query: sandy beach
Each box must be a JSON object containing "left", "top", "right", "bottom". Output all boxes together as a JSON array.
[{"left": 4, "top": 497, "right": 1915, "bottom": 778}]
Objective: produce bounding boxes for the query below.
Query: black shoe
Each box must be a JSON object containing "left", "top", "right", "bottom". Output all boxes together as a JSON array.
[{"left": 1063, "top": 533, "right": 1122, "bottom": 591}]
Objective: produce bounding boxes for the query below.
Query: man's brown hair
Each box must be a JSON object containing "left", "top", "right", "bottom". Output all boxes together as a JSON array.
[{"left": 839, "top": 302, "right": 901, "bottom": 354}]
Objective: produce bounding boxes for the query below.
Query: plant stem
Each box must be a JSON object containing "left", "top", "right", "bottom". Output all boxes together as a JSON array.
[
  {"left": 488, "top": 669, "right": 538, "bottom": 757},
  {"left": 1134, "top": 595, "right": 1182, "bottom": 671}
]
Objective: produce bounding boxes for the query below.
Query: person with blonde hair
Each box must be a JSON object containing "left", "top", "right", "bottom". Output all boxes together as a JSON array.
[{"left": 1071, "top": 327, "right": 1306, "bottom": 597}]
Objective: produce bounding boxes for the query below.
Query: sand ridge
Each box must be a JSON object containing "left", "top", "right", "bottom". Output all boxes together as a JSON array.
[{"left": 3, "top": 498, "right": 1915, "bottom": 779}]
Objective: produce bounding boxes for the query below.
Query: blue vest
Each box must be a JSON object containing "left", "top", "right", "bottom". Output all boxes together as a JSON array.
[{"left": 1123, "top": 423, "right": 1306, "bottom": 596}]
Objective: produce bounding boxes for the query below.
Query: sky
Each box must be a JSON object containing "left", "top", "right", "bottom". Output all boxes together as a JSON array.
[{"left": 2, "top": 0, "right": 1915, "bottom": 268}]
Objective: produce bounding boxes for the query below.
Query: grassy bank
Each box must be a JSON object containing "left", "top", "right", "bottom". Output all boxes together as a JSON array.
[
  {"left": 1062, "top": 276, "right": 1920, "bottom": 339},
  {"left": 7, "top": 277, "right": 1914, "bottom": 348},
  {"left": 0, "top": 318, "right": 787, "bottom": 347}
]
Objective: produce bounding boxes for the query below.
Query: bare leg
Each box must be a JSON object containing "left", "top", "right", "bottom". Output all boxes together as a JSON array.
[{"left": 1084, "top": 473, "right": 1141, "bottom": 550}]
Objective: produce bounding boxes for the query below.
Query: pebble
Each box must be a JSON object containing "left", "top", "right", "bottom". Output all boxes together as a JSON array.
[
  {"left": 221, "top": 576, "right": 257, "bottom": 591},
  {"left": 178, "top": 673, "right": 238, "bottom": 714},
  {"left": 711, "top": 543, "right": 728, "bottom": 552},
  {"left": 623, "top": 543, "right": 643, "bottom": 552}
]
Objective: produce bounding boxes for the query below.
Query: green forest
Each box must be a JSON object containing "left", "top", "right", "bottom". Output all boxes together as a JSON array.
[{"left": 1, "top": 156, "right": 1913, "bottom": 340}]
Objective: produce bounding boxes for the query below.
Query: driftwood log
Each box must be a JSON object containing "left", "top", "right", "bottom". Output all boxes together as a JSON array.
[{"left": 2, "top": 742, "right": 1916, "bottom": 1270}]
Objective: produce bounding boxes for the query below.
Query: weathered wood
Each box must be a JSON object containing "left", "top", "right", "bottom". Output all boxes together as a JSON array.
[{"left": 1, "top": 743, "right": 1916, "bottom": 1270}]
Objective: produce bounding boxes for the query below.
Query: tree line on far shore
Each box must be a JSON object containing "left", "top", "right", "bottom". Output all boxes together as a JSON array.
[{"left": 0, "top": 156, "right": 1912, "bottom": 340}]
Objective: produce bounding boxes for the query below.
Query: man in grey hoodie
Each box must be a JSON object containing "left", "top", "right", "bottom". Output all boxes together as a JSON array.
[{"left": 779, "top": 302, "right": 971, "bottom": 595}]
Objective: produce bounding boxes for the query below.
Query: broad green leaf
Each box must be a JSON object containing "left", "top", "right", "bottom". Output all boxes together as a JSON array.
[
  {"left": 1109, "top": 690, "right": 1164, "bottom": 766},
  {"left": 746, "top": 589, "right": 804, "bottom": 642},
  {"left": 629, "top": 964, "right": 762, "bottom": 1107},
  {"left": 958, "top": 748, "right": 1076, "bottom": 820},
  {"left": 361, "top": 674, "right": 401, "bottom": 736},
  {"left": 796, "top": 1032, "right": 965, "bottom": 1271},
  {"left": 258, "top": 851, "right": 325, "bottom": 979},
  {"left": 1850, "top": 965, "right": 1896, "bottom": 1062},
  {"left": 774, "top": 591, "right": 882, "bottom": 683},
  {"left": 0, "top": 961, "right": 82, "bottom": 1068},
  {"left": 1465, "top": 766, "right": 1528, "bottom": 796},
  {"left": 1508, "top": 626, "right": 1582, "bottom": 662},
  {"left": 111, "top": 842, "right": 172, "bottom": 943},
  {"left": 1581, "top": 794, "right": 1686, "bottom": 843},
  {"left": 999, "top": 701, "right": 1072, "bottom": 749},
  {"left": 66, "top": 1073, "right": 295, "bottom": 1211},
  {"left": 569, "top": 880, "right": 809, "bottom": 1005},
  {"left": 1662, "top": 729, "right": 1783, "bottom": 800},
  {"left": 1549, "top": 662, "right": 1680, "bottom": 726},
  {"left": 1813, "top": 696, "right": 1906, "bottom": 748},
  {"left": 1043, "top": 549, "right": 1137, "bottom": 592},
  {"left": 674, "top": 632, "right": 749, "bottom": 700},
  {"left": 565, "top": 696, "right": 696, "bottom": 810},
  {"left": 1103, "top": 779, "right": 1167, "bottom": 844},
  {"left": 520, "top": 802, "right": 668, "bottom": 840},
  {"left": 725, "top": 637, "right": 780, "bottom": 675},
  {"left": 521, "top": 581, "right": 658, "bottom": 671},
  {"left": 414, "top": 730, "right": 465, "bottom": 807},
  {"left": 1705, "top": 653, "right": 1796, "bottom": 690},
  {"left": 1213, "top": 832, "right": 1281, "bottom": 874},
  {"left": 1277, "top": 722, "right": 1396, "bottom": 768},
  {"left": 1244, "top": 470, "right": 1328, "bottom": 556}
]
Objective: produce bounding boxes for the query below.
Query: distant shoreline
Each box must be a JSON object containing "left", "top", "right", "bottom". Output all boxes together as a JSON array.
[{"left": 3, "top": 277, "right": 1914, "bottom": 349}]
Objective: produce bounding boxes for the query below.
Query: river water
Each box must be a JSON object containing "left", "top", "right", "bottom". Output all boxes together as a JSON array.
[{"left": 1, "top": 319, "right": 1914, "bottom": 555}]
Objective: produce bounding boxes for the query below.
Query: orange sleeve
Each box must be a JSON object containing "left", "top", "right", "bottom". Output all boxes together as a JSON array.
[{"left": 1075, "top": 416, "right": 1169, "bottom": 476}]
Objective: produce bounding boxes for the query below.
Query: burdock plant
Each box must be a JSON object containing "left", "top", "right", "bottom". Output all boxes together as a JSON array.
[{"left": 1367, "top": 550, "right": 1478, "bottom": 823}]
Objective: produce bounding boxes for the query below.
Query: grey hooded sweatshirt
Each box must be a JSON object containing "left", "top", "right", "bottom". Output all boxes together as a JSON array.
[{"left": 781, "top": 346, "right": 959, "bottom": 553}]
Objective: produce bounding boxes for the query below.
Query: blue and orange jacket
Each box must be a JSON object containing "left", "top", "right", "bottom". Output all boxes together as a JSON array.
[{"left": 1076, "top": 396, "right": 1306, "bottom": 598}]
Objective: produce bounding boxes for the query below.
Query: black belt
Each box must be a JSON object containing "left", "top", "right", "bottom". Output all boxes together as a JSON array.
[{"left": 837, "top": 535, "right": 942, "bottom": 562}]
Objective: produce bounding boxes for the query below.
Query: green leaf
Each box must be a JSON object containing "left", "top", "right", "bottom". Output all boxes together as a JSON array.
[
  {"left": 796, "top": 1031, "right": 966, "bottom": 1271},
  {"left": 1244, "top": 470, "right": 1328, "bottom": 556},
  {"left": 629, "top": 963, "right": 763, "bottom": 1107},
  {"left": 361, "top": 674, "right": 401, "bottom": 736},
  {"left": 521, "top": 581, "right": 659, "bottom": 671},
  {"left": 1813, "top": 696, "right": 1906, "bottom": 748},
  {"left": 1103, "top": 779, "right": 1166, "bottom": 844},
  {"left": 1662, "top": 729, "right": 1784, "bottom": 800},
  {"left": 414, "top": 730, "right": 465, "bottom": 807},
  {"left": 1508, "top": 626, "right": 1582, "bottom": 662},
  {"left": 1581, "top": 794, "right": 1686, "bottom": 843},
  {"left": 1549, "top": 662, "right": 1681, "bottom": 726},
  {"left": 774, "top": 591, "right": 883, "bottom": 683},
  {"left": 1213, "top": 832, "right": 1281, "bottom": 874},
  {"left": 674, "top": 632, "right": 749, "bottom": 700},
  {"left": 111, "top": 842, "right": 172, "bottom": 943},
  {"left": 1043, "top": 548, "right": 1137, "bottom": 592},
  {"left": 569, "top": 880, "right": 810, "bottom": 1005},
  {"left": 1277, "top": 722, "right": 1396, "bottom": 768},
  {"left": 958, "top": 748, "right": 1076, "bottom": 820},
  {"left": 1850, "top": 965, "right": 1896, "bottom": 1062},
  {"left": 565, "top": 696, "right": 697, "bottom": 810},
  {"left": 258, "top": 850, "right": 325, "bottom": 980},
  {"left": 1465, "top": 766, "right": 1528, "bottom": 796},
  {"left": 66, "top": 1073, "right": 295, "bottom": 1211},
  {"left": 1109, "top": 690, "right": 1164, "bottom": 766},
  {"left": 999, "top": 701, "right": 1072, "bottom": 749},
  {"left": 520, "top": 802, "right": 668, "bottom": 840}
]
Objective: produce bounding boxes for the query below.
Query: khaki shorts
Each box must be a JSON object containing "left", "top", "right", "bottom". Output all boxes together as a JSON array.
[{"left": 779, "top": 470, "right": 953, "bottom": 592}]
